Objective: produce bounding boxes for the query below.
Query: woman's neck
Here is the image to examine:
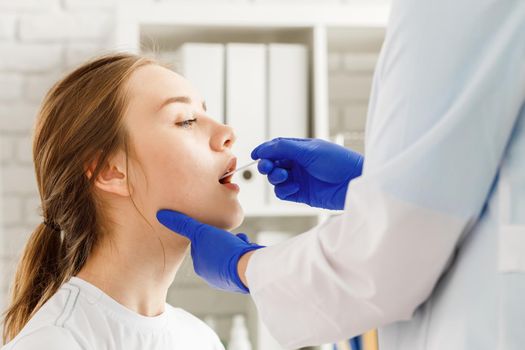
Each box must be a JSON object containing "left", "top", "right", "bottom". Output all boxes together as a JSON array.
[{"left": 76, "top": 205, "right": 189, "bottom": 317}]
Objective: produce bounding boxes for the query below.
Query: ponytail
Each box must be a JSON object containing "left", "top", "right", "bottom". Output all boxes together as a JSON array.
[
  {"left": 2, "top": 223, "right": 66, "bottom": 343},
  {"left": 1, "top": 53, "right": 156, "bottom": 343}
]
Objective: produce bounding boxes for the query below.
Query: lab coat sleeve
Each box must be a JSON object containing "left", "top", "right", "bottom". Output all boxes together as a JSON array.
[{"left": 245, "top": 0, "right": 525, "bottom": 348}]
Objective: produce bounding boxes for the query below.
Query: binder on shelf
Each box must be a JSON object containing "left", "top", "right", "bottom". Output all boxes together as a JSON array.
[
  {"left": 175, "top": 43, "right": 225, "bottom": 123},
  {"left": 226, "top": 43, "right": 267, "bottom": 211},
  {"left": 266, "top": 43, "right": 309, "bottom": 207},
  {"left": 267, "top": 43, "right": 309, "bottom": 139}
]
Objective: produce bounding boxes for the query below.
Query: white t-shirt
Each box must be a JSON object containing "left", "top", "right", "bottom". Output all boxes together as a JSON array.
[{"left": 2, "top": 277, "right": 225, "bottom": 350}]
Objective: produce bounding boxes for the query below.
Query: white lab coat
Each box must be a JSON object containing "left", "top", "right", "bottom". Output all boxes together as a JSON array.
[{"left": 245, "top": 0, "right": 525, "bottom": 348}]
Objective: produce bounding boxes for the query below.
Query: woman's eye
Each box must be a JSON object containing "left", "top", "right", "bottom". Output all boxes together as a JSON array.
[{"left": 175, "top": 118, "right": 197, "bottom": 129}]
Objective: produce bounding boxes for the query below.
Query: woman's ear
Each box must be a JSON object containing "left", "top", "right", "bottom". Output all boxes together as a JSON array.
[{"left": 86, "top": 150, "right": 131, "bottom": 197}]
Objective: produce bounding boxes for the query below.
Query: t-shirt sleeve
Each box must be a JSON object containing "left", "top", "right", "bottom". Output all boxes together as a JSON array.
[{"left": 4, "top": 326, "right": 83, "bottom": 350}]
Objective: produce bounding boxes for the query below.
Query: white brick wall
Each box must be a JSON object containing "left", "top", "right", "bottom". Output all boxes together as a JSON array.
[
  {"left": 0, "top": 104, "right": 40, "bottom": 132},
  {"left": 0, "top": 136, "right": 14, "bottom": 164},
  {"left": 0, "top": 43, "right": 63, "bottom": 72},
  {"left": 2, "top": 165, "right": 37, "bottom": 195},
  {"left": 0, "top": 195, "right": 22, "bottom": 226},
  {"left": 25, "top": 71, "right": 62, "bottom": 103},
  {"left": 19, "top": 13, "right": 113, "bottom": 41},
  {"left": 0, "top": 1, "right": 117, "bottom": 332},
  {"left": 0, "top": 0, "right": 60, "bottom": 12},
  {"left": 0, "top": 14, "right": 16, "bottom": 39},
  {"left": 22, "top": 194, "right": 42, "bottom": 226},
  {"left": 65, "top": 43, "right": 108, "bottom": 68},
  {"left": 0, "top": 0, "right": 382, "bottom": 346},
  {"left": 0, "top": 74, "right": 24, "bottom": 101},
  {"left": 63, "top": 0, "right": 117, "bottom": 10},
  {"left": 14, "top": 135, "right": 32, "bottom": 165}
]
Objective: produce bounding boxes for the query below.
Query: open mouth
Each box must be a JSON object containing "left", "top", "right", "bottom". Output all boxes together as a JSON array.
[{"left": 219, "top": 157, "right": 237, "bottom": 185}]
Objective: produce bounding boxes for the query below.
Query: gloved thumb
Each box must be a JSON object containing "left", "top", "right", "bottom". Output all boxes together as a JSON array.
[
  {"left": 251, "top": 137, "right": 310, "bottom": 163},
  {"left": 157, "top": 209, "right": 203, "bottom": 241}
]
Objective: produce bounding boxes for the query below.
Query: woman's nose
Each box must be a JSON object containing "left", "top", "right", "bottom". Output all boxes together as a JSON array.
[{"left": 212, "top": 123, "right": 236, "bottom": 151}]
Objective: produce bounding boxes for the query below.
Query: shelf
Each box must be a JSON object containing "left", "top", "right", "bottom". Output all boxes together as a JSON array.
[
  {"left": 114, "top": 2, "right": 389, "bottom": 52},
  {"left": 327, "top": 26, "right": 385, "bottom": 51},
  {"left": 117, "top": 2, "right": 390, "bottom": 28},
  {"left": 140, "top": 26, "right": 313, "bottom": 51}
]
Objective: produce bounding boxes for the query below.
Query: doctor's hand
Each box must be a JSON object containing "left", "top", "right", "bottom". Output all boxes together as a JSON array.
[
  {"left": 156, "top": 209, "right": 264, "bottom": 294},
  {"left": 251, "top": 137, "right": 364, "bottom": 210}
]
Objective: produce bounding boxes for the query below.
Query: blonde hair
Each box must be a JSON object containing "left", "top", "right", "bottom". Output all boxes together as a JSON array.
[{"left": 2, "top": 52, "right": 156, "bottom": 343}]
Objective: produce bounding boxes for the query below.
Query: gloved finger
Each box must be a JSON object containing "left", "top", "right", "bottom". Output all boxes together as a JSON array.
[
  {"left": 251, "top": 139, "right": 281, "bottom": 160},
  {"left": 251, "top": 137, "right": 308, "bottom": 159},
  {"left": 274, "top": 159, "right": 294, "bottom": 169},
  {"left": 274, "top": 181, "right": 300, "bottom": 200},
  {"left": 236, "top": 233, "right": 250, "bottom": 243},
  {"left": 257, "top": 159, "right": 275, "bottom": 175},
  {"left": 157, "top": 209, "right": 208, "bottom": 241},
  {"left": 268, "top": 167, "right": 289, "bottom": 185},
  {"left": 251, "top": 137, "right": 311, "bottom": 162}
]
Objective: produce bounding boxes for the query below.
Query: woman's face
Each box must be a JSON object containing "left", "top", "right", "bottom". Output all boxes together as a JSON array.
[{"left": 123, "top": 64, "right": 243, "bottom": 232}]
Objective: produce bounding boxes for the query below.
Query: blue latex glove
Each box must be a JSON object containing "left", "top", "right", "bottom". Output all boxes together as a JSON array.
[
  {"left": 156, "top": 210, "right": 264, "bottom": 294},
  {"left": 251, "top": 137, "right": 364, "bottom": 210}
]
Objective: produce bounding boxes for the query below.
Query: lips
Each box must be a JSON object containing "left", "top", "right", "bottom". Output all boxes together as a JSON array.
[{"left": 219, "top": 157, "right": 237, "bottom": 184}]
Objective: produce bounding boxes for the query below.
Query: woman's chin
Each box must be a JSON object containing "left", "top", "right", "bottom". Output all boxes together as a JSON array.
[
  {"left": 156, "top": 199, "right": 244, "bottom": 231},
  {"left": 208, "top": 206, "right": 244, "bottom": 231}
]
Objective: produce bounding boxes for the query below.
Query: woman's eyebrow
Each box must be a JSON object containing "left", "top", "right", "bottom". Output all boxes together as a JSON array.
[{"left": 158, "top": 96, "right": 207, "bottom": 112}]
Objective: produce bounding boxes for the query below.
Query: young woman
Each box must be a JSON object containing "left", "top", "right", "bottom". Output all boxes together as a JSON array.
[{"left": 2, "top": 53, "right": 243, "bottom": 349}]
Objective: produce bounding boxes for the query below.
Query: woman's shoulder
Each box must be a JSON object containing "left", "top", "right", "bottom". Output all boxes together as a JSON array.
[
  {"left": 2, "top": 284, "right": 84, "bottom": 350},
  {"left": 2, "top": 325, "right": 82, "bottom": 350},
  {"left": 165, "top": 304, "right": 212, "bottom": 330},
  {"left": 165, "top": 305, "right": 224, "bottom": 348}
]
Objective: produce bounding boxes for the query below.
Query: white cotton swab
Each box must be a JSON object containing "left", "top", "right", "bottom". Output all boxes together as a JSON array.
[{"left": 220, "top": 159, "right": 260, "bottom": 180}]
